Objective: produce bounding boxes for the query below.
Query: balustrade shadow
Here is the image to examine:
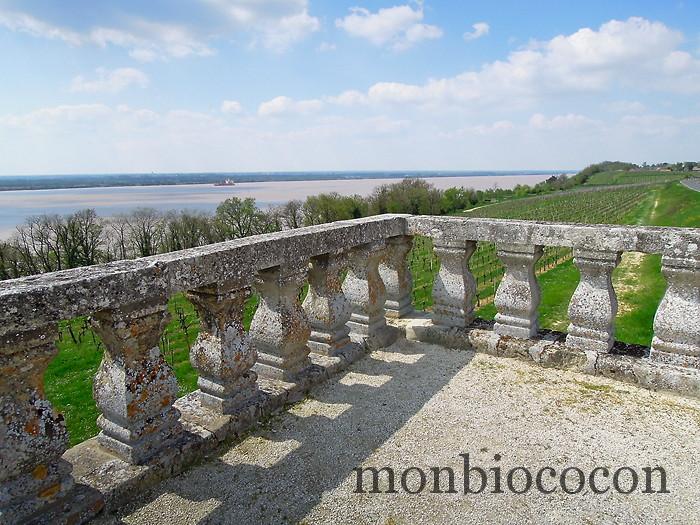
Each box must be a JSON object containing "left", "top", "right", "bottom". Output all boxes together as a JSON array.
[{"left": 111, "top": 339, "right": 474, "bottom": 524}]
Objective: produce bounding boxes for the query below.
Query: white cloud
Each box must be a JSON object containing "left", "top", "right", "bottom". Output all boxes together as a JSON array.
[
  {"left": 463, "top": 22, "right": 489, "bottom": 41},
  {"left": 607, "top": 100, "right": 646, "bottom": 113},
  {"left": 88, "top": 22, "right": 214, "bottom": 61},
  {"left": 1, "top": 104, "right": 112, "bottom": 129},
  {"left": 0, "top": 1, "right": 320, "bottom": 59},
  {"left": 221, "top": 100, "right": 243, "bottom": 114},
  {"left": 2, "top": 102, "right": 700, "bottom": 174},
  {"left": 258, "top": 96, "right": 324, "bottom": 116},
  {"left": 335, "top": 4, "right": 442, "bottom": 50},
  {"left": 0, "top": 10, "right": 82, "bottom": 45},
  {"left": 318, "top": 41, "right": 336, "bottom": 52},
  {"left": 529, "top": 113, "right": 600, "bottom": 130},
  {"left": 331, "top": 17, "right": 700, "bottom": 110},
  {"left": 326, "top": 90, "right": 368, "bottom": 106},
  {"left": 70, "top": 68, "right": 149, "bottom": 93},
  {"left": 204, "top": 0, "right": 320, "bottom": 51}
]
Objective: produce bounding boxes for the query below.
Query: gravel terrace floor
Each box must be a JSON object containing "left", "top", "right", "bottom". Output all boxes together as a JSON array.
[{"left": 98, "top": 339, "right": 700, "bottom": 525}]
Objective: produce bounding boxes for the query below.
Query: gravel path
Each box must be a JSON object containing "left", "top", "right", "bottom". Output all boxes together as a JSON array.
[{"left": 101, "top": 340, "right": 700, "bottom": 525}]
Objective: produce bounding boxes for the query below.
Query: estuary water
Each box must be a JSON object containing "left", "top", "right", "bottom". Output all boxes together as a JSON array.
[{"left": 0, "top": 173, "right": 552, "bottom": 238}]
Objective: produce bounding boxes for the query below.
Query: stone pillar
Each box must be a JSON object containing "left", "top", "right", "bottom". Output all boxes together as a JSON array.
[
  {"left": 0, "top": 328, "right": 74, "bottom": 523},
  {"left": 186, "top": 282, "right": 258, "bottom": 413},
  {"left": 651, "top": 255, "right": 700, "bottom": 369},
  {"left": 566, "top": 249, "right": 621, "bottom": 352},
  {"left": 342, "top": 241, "right": 397, "bottom": 349},
  {"left": 302, "top": 252, "right": 353, "bottom": 357},
  {"left": 494, "top": 243, "right": 543, "bottom": 339},
  {"left": 250, "top": 263, "right": 312, "bottom": 381},
  {"left": 379, "top": 235, "right": 414, "bottom": 319},
  {"left": 432, "top": 239, "right": 477, "bottom": 328},
  {"left": 91, "top": 299, "right": 182, "bottom": 465}
]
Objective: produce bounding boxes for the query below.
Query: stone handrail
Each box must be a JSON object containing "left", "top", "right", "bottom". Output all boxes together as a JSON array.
[
  {"left": 1, "top": 213, "right": 699, "bottom": 523},
  {"left": 407, "top": 215, "right": 700, "bottom": 370}
]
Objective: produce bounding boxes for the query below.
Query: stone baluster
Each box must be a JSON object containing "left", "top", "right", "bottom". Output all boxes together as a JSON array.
[
  {"left": 566, "top": 249, "right": 621, "bottom": 352},
  {"left": 650, "top": 255, "right": 700, "bottom": 369},
  {"left": 342, "top": 241, "right": 397, "bottom": 349},
  {"left": 0, "top": 328, "right": 74, "bottom": 523},
  {"left": 379, "top": 235, "right": 414, "bottom": 319},
  {"left": 250, "top": 262, "right": 312, "bottom": 381},
  {"left": 302, "top": 252, "right": 353, "bottom": 357},
  {"left": 186, "top": 282, "right": 258, "bottom": 413},
  {"left": 494, "top": 244, "right": 544, "bottom": 339},
  {"left": 432, "top": 239, "right": 477, "bottom": 328},
  {"left": 91, "top": 299, "right": 182, "bottom": 465}
]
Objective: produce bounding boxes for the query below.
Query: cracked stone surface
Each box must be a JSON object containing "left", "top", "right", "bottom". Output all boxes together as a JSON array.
[{"left": 96, "top": 339, "right": 700, "bottom": 525}]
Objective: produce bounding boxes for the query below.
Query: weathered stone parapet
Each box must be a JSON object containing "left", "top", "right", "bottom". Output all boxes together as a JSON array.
[
  {"left": 0, "top": 328, "right": 76, "bottom": 523},
  {"left": 407, "top": 215, "right": 700, "bottom": 260},
  {"left": 494, "top": 243, "right": 543, "bottom": 339},
  {"left": 91, "top": 300, "right": 182, "bottom": 465},
  {"left": 651, "top": 255, "right": 700, "bottom": 369},
  {"left": 302, "top": 252, "right": 353, "bottom": 357},
  {"left": 379, "top": 235, "right": 414, "bottom": 319},
  {"left": 343, "top": 241, "right": 398, "bottom": 349},
  {"left": 431, "top": 239, "right": 477, "bottom": 328},
  {"left": 186, "top": 282, "right": 258, "bottom": 414},
  {"left": 0, "top": 215, "right": 409, "bottom": 336},
  {"left": 251, "top": 263, "right": 312, "bottom": 381},
  {"left": 566, "top": 249, "right": 621, "bottom": 352}
]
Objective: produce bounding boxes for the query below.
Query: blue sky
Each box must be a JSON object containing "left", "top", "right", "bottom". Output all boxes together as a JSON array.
[{"left": 0, "top": 0, "right": 699, "bottom": 174}]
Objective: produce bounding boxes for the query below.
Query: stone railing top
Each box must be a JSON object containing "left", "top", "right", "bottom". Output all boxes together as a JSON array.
[
  {"left": 0, "top": 215, "right": 408, "bottom": 338},
  {"left": 408, "top": 216, "right": 700, "bottom": 261},
  {"left": 2, "top": 213, "right": 699, "bottom": 340}
]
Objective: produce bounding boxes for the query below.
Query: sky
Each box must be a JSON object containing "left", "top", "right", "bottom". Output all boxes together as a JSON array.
[{"left": 0, "top": 0, "right": 699, "bottom": 175}]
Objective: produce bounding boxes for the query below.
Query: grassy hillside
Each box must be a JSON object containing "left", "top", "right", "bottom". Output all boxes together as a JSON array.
[{"left": 584, "top": 169, "right": 685, "bottom": 186}]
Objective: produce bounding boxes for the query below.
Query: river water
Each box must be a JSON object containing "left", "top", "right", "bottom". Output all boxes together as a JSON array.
[{"left": 0, "top": 173, "right": 551, "bottom": 238}]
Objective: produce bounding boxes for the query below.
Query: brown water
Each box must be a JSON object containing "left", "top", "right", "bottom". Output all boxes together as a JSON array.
[{"left": 0, "top": 174, "right": 550, "bottom": 238}]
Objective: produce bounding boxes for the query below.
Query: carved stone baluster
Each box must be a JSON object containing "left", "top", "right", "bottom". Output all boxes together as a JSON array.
[
  {"left": 494, "top": 243, "right": 544, "bottom": 339},
  {"left": 379, "top": 235, "right": 414, "bottom": 319},
  {"left": 432, "top": 239, "right": 477, "bottom": 327},
  {"left": 186, "top": 282, "right": 258, "bottom": 413},
  {"left": 91, "top": 299, "right": 182, "bottom": 464},
  {"left": 0, "top": 328, "right": 74, "bottom": 523},
  {"left": 251, "top": 263, "right": 312, "bottom": 381},
  {"left": 342, "top": 241, "right": 397, "bottom": 349},
  {"left": 566, "top": 249, "right": 621, "bottom": 352},
  {"left": 302, "top": 252, "right": 352, "bottom": 357},
  {"left": 651, "top": 255, "right": 700, "bottom": 369}
]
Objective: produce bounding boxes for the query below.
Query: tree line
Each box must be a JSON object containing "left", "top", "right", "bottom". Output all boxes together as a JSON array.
[{"left": 0, "top": 170, "right": 622, "bottom": 280}]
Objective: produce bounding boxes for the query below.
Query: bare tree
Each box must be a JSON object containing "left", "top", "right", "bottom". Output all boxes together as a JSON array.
[
  {"left": 71, "top": 209, "right": 104, "bottom": 266},
  {"left": 104, "top": 214, "right": 130, "bottom": 261},
  {"left": 125, "top": 208, "right": 163, "bottom": 257}
]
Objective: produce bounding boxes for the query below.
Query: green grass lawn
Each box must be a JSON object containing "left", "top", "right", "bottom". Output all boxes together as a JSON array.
[{"left": 45, "top": 181, "right": 700, "bottom": 447}]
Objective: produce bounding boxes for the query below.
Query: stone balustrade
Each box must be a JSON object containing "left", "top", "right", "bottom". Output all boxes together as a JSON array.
[{"left": 0, "top": 213, "right": 698, "bottom": 523}]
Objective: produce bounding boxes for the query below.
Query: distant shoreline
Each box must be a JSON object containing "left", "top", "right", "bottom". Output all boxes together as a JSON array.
[{"left": 0, "top": 170, "right": 575, "bottom": 192}]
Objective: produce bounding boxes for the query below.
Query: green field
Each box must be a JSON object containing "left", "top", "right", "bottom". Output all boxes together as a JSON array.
[
  {"left": 46, "top": 180, "right": 700, "bottom": 446},
  {"left": 583, "top": 169, "right": 686, "bottom": 186}
]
